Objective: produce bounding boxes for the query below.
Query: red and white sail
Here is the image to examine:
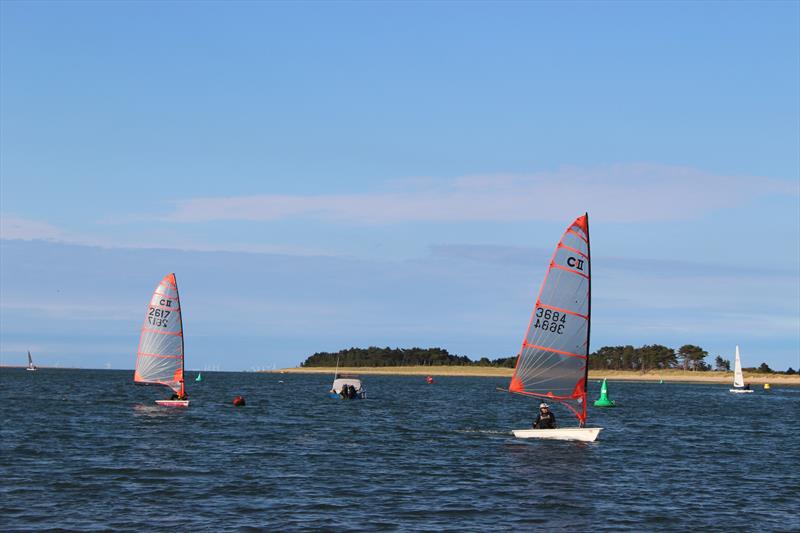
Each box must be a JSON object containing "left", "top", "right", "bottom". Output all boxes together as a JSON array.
[
  {"left": 509, "top": 214, "right": 591, "bottom": 425},
  {"left": 134, "top": 273, "right": 185, "bottom": 396}
]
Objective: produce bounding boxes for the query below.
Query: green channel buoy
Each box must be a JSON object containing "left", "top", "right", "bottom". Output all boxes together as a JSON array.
[{"left": 593, "top": 378, "right": 616, "bottom": 407}]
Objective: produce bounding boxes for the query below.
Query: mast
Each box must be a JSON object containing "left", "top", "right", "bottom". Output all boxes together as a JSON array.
[
  {"left": 583, "top": 212, "right": 591, "bottom": 427},
  {"left": 174, "top": 273, "right": 186, "bottom": 397}
]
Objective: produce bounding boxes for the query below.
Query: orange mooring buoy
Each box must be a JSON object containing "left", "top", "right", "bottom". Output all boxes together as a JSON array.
[
  {"left": 232, "top": 395, "right": 246, "bottom": 406},
  {"left": 426, "top": 376, "right": 434, "bottom": 384}
]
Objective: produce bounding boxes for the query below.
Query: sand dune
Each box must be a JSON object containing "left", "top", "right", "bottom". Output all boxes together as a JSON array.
[{"left": 271, "top": 366, "right": 799, "bottom": 384}]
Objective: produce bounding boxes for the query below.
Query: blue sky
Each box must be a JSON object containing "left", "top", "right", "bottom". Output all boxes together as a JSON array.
[{"left": 1, "top": 1, "right": 798, "bottom": 370}]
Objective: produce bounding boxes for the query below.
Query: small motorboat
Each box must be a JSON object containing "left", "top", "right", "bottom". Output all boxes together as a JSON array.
[{"left": 329, "top": 376, "right": 366, "bottom": 399}]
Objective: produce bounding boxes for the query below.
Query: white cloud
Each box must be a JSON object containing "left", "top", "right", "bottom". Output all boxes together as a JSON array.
[
  {"left": 0, "top": 215, "right": 68, "bottom": 241},
  {"left": 0, "top": 214, "right": 330, "bottom": 256},
  {"left": 0, "top": 301, "right": 137, "bottom": 321},
  {"left": 160, "top": 164, "right": 797, "bottom": 224}
]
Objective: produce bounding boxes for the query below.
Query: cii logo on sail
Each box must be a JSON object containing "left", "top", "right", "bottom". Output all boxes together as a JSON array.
[{"left": 566, "top": 257, "right": 585, "bottom": 271}]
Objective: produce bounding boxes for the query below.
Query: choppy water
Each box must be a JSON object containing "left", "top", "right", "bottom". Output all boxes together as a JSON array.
[{"left": 1, "top": 369, "right": 798, "bottom": 532}]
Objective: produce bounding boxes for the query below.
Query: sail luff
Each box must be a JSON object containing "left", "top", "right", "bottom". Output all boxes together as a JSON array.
[
  {"left": 583, "top": 212, "right": 591, "bottom": 426},
  {"left": 174, "top": 274, "right": 186, "bottom": 397}
]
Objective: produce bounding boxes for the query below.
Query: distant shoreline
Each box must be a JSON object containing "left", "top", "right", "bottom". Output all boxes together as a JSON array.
[
  {"left": 269, "top": 366, "right": 800, "bottom": 385},
  {"left": 3, "top": 365, "right": 796, "bottom": 385}
]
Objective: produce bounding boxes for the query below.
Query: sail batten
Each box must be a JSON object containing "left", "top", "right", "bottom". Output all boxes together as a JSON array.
[
  {"left": 134, "top": 273, "right": 185, "bottom": 395},
  {"left": 510, "top": 214, "right": 592, "bottom": 426}
]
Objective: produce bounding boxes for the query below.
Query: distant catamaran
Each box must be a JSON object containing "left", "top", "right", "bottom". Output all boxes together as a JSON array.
[
  {"left": 134, "top": 273, "right": 189, "bottom": 407},
  {"left": 26, "top": 351, "right": 37, "bottom": 371},
  {"left": 729, "top": 345, "right": 753, "bottom": 394},
  {"left": 505, "top": 213, "right": 602, "bottom": 442}
]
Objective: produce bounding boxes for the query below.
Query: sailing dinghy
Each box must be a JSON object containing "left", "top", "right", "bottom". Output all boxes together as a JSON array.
[
  {"left": 26, "top": 351, "right": 38, "bottom": 371},
  {"left": 729, "top": 345, "right": 753, "bottom": 394},
  {"left": 134, "top": 273, "right": 189, "bottom": 407},
  {"left": 505, "top": 213, "right": 602, "bottom": 442}
]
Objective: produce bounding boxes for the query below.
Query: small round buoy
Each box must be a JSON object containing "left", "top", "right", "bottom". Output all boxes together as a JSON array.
[
  {"left": 426, "top": 376, "right": 434, "bottom": 384},
  {"left": 764, "top": 383, "right": 771, "bottom": 390},
  {"left": 232, "top": 395, "right": 246, "bottom": 406}
]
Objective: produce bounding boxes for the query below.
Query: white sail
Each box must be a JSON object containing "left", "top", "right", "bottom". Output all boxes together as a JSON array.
[
  {"left": 733, "top": 345, "right": 744, "bottom": 388},
  {"left": 134, "top": 273, "right": 185, "bottom": 395},
  {"left": 509, "top": 214, "right": 592, "bottom": 426}
]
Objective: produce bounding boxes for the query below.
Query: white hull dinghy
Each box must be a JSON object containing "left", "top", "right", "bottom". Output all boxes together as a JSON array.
[
  {"left": 729, "top": 345, "right": 754, "bottom": 394},
  {"left": 512, "top": 428, "right": 602, "bottom": 442},
  {"left": 154, "top": 399, "right": 190, "bottom": 407},
  {"left": 134, "top": 273, "right": 190, "bottom": 407},
  {"left": 503, "top": 214, "right": 602, "bottom": 442}
]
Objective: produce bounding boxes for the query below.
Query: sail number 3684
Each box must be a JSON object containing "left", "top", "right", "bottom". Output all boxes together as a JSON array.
[
  {"left": 148, "top": 307, "right": 170, "bottom": 327},
  {"left": 533, "top": 307, "right": 566, "bottom": 334}
]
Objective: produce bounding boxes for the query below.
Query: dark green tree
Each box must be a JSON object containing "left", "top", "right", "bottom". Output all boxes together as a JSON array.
[
  {"left": 758, "top": 362, "right": 773, "bottom": 373},
  {"left": 679, "top": 344, "right": 709, "bottom": 371},
  {"left": 636, "top": 344, "right": 677, "bottom": 371},
  {"left": 714, "top": 356, "right": 731, "bottom": 372}
]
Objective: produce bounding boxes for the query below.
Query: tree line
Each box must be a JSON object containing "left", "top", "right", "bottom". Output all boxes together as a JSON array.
[
  {"left": 587, "top": 344, "right": 795, "bottom": 373},
  {"left": 301, "top": 346, "right": 516, "bottom": 368},
  {"left": 300, "top": 345, "right": 795, "bottom": 374}
]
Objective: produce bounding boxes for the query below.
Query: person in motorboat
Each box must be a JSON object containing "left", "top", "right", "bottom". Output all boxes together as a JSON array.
[
  {"left": 533, "top": 402, "right": 557, "bottom": 429},
  {"left": 340, "top": 386, "right": 351, "bottom": 400},
  {"left": 348, "top": 384, "right": 358, "bottom": 399}
]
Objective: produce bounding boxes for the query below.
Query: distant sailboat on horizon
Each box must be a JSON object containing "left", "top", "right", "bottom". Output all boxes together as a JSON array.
[
  {"left": 504, "top": 213, "right": 602, "bottom": 442},
  {"left": 729, "top": 345, "right": 754, "bottom": 394},
  {"left": 134, "top": 273, "right": 189, "bottom": 407},
  {"left": 26, "top": 351, "right": 37, "bottom": 371}
]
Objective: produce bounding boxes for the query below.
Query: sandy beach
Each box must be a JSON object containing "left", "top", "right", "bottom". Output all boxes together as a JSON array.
[{"left": 272, "top": 366, "right": 800, "bottom": 385}]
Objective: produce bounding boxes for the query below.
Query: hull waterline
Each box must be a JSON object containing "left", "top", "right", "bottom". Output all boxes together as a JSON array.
[{"left": 512, "top": 427, "right": 602, "bottom": 442}]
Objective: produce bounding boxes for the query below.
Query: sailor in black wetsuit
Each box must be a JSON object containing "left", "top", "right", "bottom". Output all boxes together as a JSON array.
[{"left": 533, "top": 402, "right": 557, "bottom": 429}]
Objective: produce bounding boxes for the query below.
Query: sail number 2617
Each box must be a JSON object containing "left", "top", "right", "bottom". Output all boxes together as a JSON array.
[
  {"left": 533, "top": 307, "right": 566, "bottom": 334},
  {"left": 147, "top": 307, "right": 170, "bottom": 327}
]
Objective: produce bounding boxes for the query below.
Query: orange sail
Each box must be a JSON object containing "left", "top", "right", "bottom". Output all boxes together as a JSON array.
[
  {"left": 509, "top": 214, "right": 591, "bottom": 426},
  {"left": 134, "top": 273, "right": 185, "bottom": 396}
]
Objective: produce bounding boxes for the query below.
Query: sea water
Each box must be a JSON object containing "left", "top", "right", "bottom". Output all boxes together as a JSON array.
[{"left": 1, "top": 369, "right": 798, "bottom": 531}]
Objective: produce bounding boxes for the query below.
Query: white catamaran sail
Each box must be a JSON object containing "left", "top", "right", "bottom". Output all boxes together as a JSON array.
[
  {"left": 134, "top": 273, "right": 188, "bottom": 406},
  {"left": 507, "top": 213, "right": 601, "bottom": 441},
  {"left": 729, "top": 345, "right": 753, "bottom": 394},
  {"left": 26, "top": 351, "right": 37, "bottom": 371}
]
